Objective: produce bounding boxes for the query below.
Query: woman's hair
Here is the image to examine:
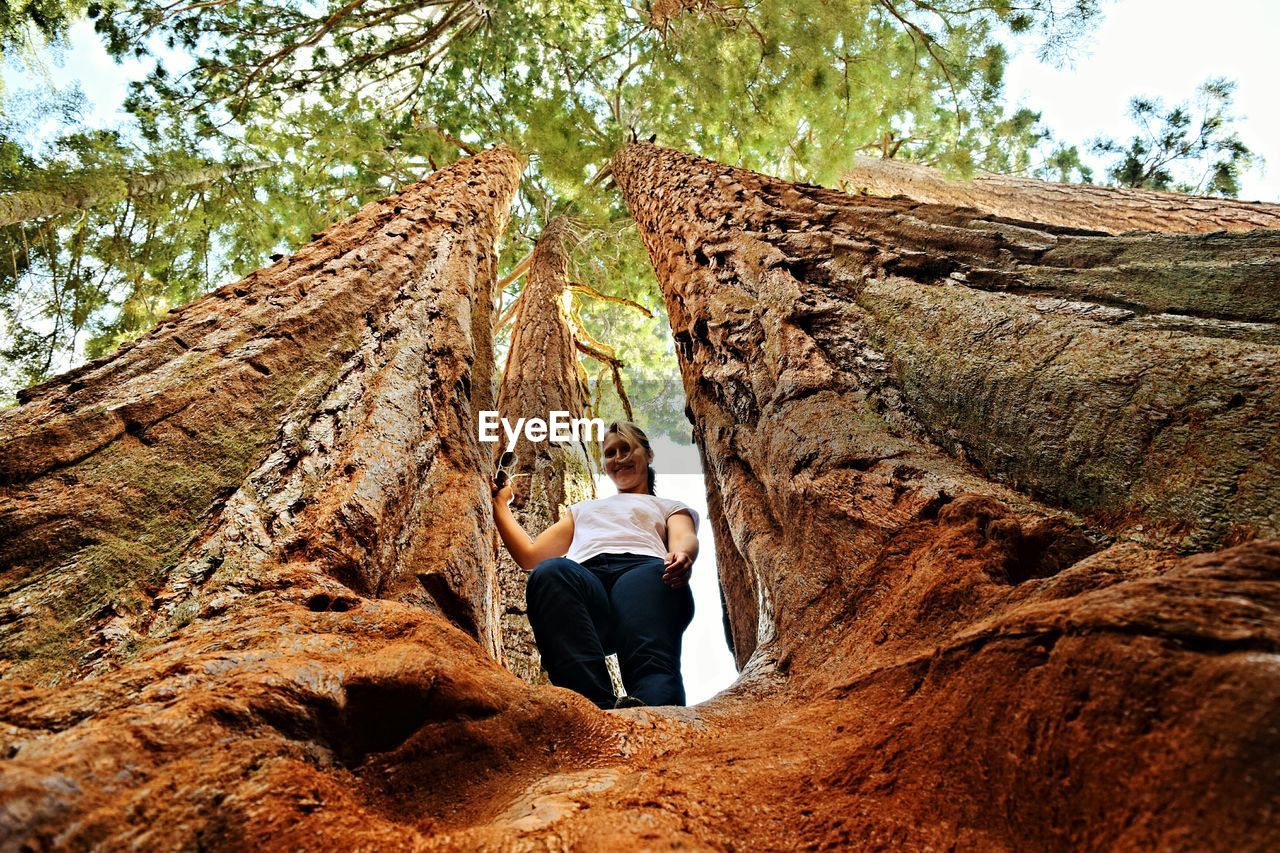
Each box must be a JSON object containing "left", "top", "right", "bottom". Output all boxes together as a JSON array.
[{"left": 605, "top": 421, "right": 657, "bottom": 496}]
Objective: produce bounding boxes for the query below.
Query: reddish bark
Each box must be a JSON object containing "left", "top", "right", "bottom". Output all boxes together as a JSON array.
[
  {"left": 494, "top": 216, "right": 595, "bottom": 683},
  {"left": 843, "top": 155, "right": 1280, "bottom": 234},
  {"left": 0, "top": 149, "right": 530, "bottom": 681}
]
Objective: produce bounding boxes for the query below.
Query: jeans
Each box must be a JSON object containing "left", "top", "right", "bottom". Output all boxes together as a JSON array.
[{"left": 526, "top": 553, "right": 695, "bottom": 709}]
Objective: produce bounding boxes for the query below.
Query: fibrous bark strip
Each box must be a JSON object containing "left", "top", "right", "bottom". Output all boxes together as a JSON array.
[{"left": 843, "top": 155, "right": 1280, "bottom": 235}]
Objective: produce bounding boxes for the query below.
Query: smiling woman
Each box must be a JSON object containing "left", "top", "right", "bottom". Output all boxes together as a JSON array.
[{"left": 491, "top": 421, "right": 701, "bottom": 709}]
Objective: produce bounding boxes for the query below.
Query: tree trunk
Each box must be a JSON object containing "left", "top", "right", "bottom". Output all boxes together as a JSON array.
[
  {"left": 843, "top": 155, "right": 1280, "bottom": 234},
  {"left": 601, "top": 142, "right": 1279, "bottom": 849},
  {"left": 0, "top": 160, "right": 272, "bottom": 226},
  {"left": 494, "top": 216, "right": 595, "bottom": 683},
  {"left": 0, "top": 148, "right": 519, "bottom": 682},
  {"left": 614, "top": 140, "right": 1279, "bottom": 658}
]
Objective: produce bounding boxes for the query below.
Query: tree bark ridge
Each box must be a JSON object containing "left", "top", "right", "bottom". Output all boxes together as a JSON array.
[
  {"left": 1, "top": 147, "right": 521, "bottom": 680},
  {"left": 843, "top": 155, "right": 1280, "bottom": 234}
]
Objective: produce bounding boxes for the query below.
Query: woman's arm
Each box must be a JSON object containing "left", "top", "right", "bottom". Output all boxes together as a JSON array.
[
  {"left": 493, "top": 484, "right": 575, "bottom": 570},
  {"left": 661, "top": 511, "right": 699, "bottom": 588}
]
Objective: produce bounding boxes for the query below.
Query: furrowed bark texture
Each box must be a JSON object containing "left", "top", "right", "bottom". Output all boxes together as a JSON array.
[
  {"left": 596, "top": 142, "right": 1280, "bottom": 849},
  {"left": 843, "top": 155, "right": 1280, "bottom": 234},
  {"left": 0, "top": 148, "right": 520, "bottom": 682},
  {"left": 494, "top": 216, "right": 595, "bottom": 683},
  {"left": 622, "top": 147, "right": 1279, "bottom": 562}
]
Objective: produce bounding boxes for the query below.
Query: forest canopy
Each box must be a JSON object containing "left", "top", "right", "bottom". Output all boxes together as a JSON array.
[{"left": 0, "top": 0, "right": 1260, "bottom": 424}]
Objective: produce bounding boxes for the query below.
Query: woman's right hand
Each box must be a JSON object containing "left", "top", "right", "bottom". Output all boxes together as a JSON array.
[{"left": 493, "top": 481, "right": 513, "bottom": 506}]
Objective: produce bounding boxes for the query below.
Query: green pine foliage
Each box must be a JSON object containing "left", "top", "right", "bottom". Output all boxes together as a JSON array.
[
  {"left": 0, "top": 0, "right": 96, "bottom": 56},
  {"left": 17, "top": 0, "right": 1250, "bottom": 420},
  {"left": 0, "top": 125, "right": 267, "bottom": 399},
  {"left": 0, "top": 84, "right": 467, "bottom": 401},
  {"left": 1092, "top": 78, "right": 1256, "bottom": 197}
]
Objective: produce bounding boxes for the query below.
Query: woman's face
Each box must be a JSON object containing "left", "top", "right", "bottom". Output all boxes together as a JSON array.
[{"left": 603, "top": 432, "right": 652, "bottom": 494}]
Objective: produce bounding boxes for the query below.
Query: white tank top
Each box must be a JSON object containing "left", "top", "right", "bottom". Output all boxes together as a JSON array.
[{"left": 564, "top": 493, "right": 700, "bottom": 564}]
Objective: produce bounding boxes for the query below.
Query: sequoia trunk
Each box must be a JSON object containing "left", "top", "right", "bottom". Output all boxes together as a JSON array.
[
  {"left": 0, "top": 149, "right": 658, "bottom": 849},
  {"left": 0, "top": 149, "right": 527, "bottom": 679},
  {"left": 494, "top": 216, "right": 596, "bottom": 682},
  {"left": 604, "top": 142, "right": 1279, "bottom": 849},
  {"left": 842, "top": 155, "right": 1280, "bottom": 234}
]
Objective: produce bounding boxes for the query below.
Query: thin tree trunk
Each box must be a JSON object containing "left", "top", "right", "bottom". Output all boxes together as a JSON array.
[
  {"left": 608, "top": 142, "right": 1279, "bottom": 849},
  {"left": 0, "top": 160, "right": 272, "bottom": 226},
  {"left": 494, "top": 216, "right": 595, "bottom": 683},
  {"left": 843, "top": 155, "right": 1280, "bottom": 234}
]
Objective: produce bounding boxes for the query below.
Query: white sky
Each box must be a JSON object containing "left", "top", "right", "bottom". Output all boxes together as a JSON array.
[{"left": 1002, "top": 0, "right": 1280, "bottom": 201}]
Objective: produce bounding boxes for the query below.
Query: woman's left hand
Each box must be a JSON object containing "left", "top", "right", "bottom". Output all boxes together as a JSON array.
[{"left": 661, "top": 551, "right": 694, "bottom": 588}]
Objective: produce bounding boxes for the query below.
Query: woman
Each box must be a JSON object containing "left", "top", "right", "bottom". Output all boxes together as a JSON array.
[{"left": 492, "top": 421, "right": 699, "bottom": 709}]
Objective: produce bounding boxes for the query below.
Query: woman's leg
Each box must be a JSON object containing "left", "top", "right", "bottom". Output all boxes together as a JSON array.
[
  {"left": 525, "top": 557, "right": 615, "bottom": 709},
  {"left": 607, "top": 556, "right": 695, "bottom": 706}
]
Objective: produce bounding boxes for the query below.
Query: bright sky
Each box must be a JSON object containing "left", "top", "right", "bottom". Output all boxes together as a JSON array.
[{"left": 1002, "top": 0, "right": 1280, "bottom": 201}]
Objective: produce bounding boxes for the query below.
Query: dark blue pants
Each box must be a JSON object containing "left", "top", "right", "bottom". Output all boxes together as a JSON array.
[{"left": 526, "top": 553, "right": 695, "bottom": 709}]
